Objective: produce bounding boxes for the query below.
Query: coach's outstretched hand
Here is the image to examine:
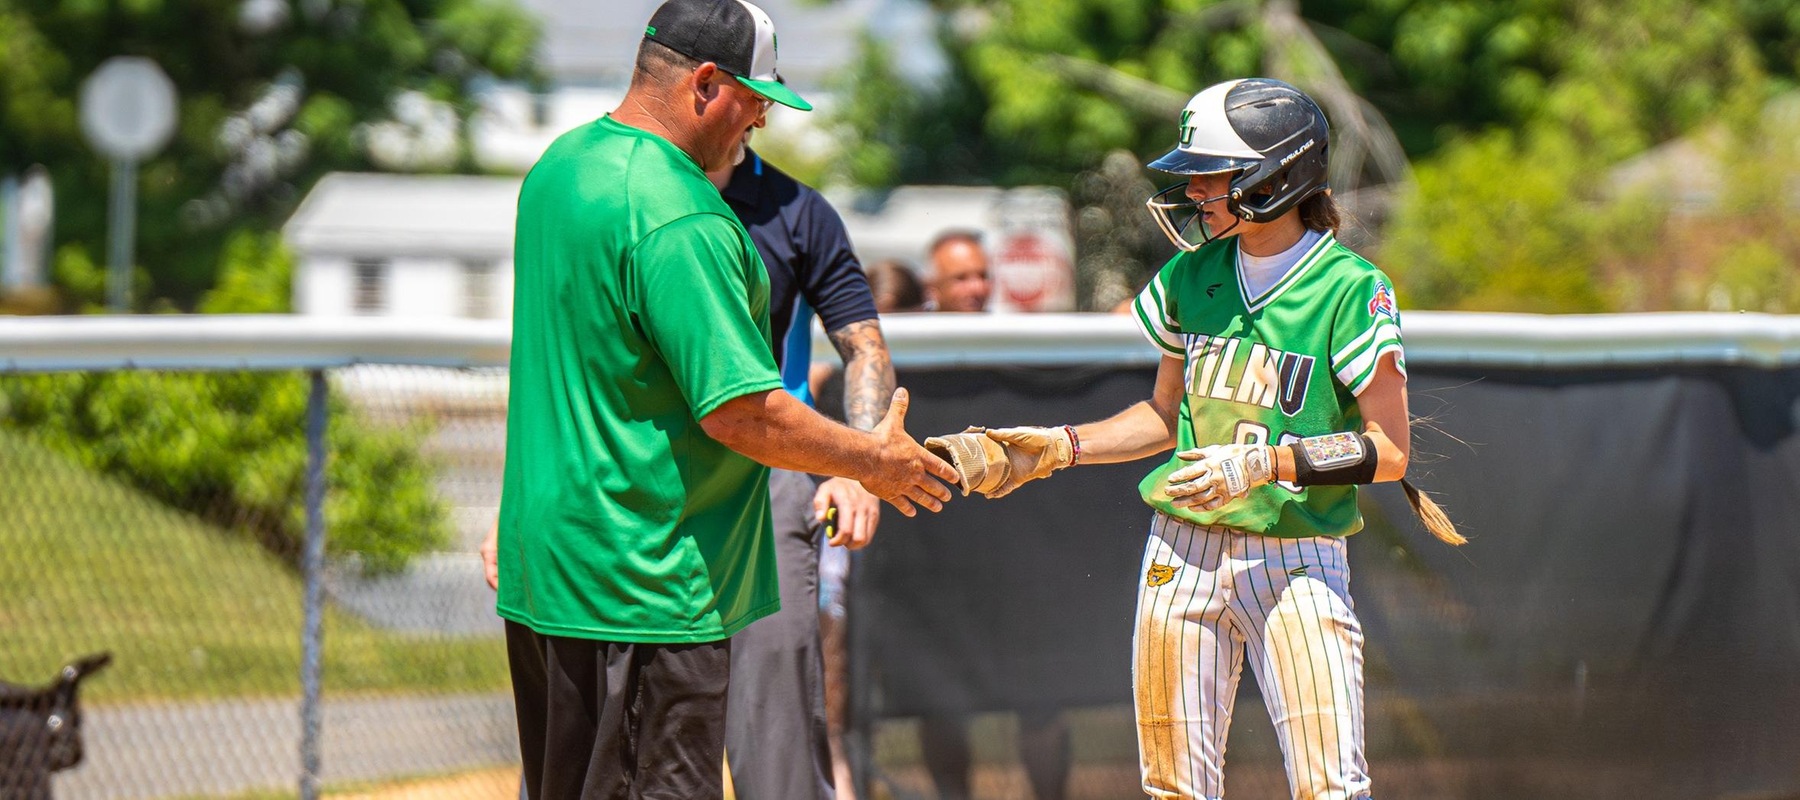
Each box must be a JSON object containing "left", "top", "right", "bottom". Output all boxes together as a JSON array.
[{"left": 864, "top": 388, "right": 960, "bottom": 517}]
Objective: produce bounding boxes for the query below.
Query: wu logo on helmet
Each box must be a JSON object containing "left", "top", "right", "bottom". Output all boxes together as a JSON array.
[{"left": 1179, "top": 110, "right": 1195, "bottom": 146}]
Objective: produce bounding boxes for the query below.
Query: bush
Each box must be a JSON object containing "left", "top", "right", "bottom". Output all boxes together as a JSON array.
[
  {"left": 0, "top": 232, "right": 449, "bottom": 573},
  {"left": 1379, "top": 128, "right": 1610, "bottom": 313}
]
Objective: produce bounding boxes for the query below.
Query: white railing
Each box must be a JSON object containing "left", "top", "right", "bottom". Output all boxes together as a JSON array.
[{"left": 3, "top": 311, "right": 1800, "bottom": 373}]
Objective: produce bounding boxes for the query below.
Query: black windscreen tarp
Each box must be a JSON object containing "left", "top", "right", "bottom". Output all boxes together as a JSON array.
[{"left": 850, "top": 363, "right": 1800, "bottom": 795}]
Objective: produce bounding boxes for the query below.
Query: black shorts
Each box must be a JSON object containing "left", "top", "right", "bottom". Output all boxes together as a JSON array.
[{"left": 506, "top": 620, "right": 732, "bottom": 799}]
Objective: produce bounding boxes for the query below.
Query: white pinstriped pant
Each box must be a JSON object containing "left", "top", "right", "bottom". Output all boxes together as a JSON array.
[{"left": 1132, "top": 513, "right": 1371, "bottom": 800}]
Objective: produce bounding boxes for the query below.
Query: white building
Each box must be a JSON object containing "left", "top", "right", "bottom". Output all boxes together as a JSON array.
[
  {"left": 285, "top": 174, "right": 518, "bottom": 319},
  {"left": 284, "top": 173, "right": 1073, "bottom": 318}
]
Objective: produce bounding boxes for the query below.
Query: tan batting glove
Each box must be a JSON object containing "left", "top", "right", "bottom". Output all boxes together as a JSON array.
[
  {"left": 924, "top": 427, "right": 1012, "bottom": 497},
  {"left": 981, "top": 426, "right": 1076, "bottom": 499},
  {"left": 1166, "top": 443, "right": 1275, "bottom": 511}
]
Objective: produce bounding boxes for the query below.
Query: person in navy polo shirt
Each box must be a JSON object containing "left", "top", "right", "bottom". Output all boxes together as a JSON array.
[{"left": 708, "top": 144, "right": 894, "bottom": 799}]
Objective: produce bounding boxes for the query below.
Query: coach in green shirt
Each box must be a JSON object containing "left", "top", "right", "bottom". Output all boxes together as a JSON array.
[{"left": 494, "top": 1, "right": 957, "bottom": 796}]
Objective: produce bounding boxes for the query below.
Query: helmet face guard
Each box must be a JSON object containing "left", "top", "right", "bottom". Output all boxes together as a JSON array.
[
  {"left": 1144, "top": 78, "right": 1331, "bottom": 250},
  {"left": 1145, "top": 180, "right": 1239, "bottom": 253}
]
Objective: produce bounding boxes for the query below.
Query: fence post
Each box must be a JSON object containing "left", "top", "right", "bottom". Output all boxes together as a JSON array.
[{"left": 300, "top": 369, "right": 328, "bottom": 800}]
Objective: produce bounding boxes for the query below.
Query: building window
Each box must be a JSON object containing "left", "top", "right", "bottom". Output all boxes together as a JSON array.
[
  {"left": 463, "top": 260, "right": 497, "bottom": 319},
  {"left": 352, "top": 259, "right": 386, "bottom": 315}
]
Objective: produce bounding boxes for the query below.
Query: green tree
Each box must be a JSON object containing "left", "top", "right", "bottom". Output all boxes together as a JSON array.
[
  {"left": 845, "top": 0, "right": 1653, "bottom": 190},
  {"left": 836, "top": 0, "right": 1416, "bottom": 308},
  {"left": 1377, "top": 0, "right": 1792, "bottom": 311},
  {"left": 0, "top": 0, "right": 538, "bottom": 308},
  {"left": 836, "top": 0, "right": 1800, "bottom": 310},
  {"left": 0, "top": 233, "right": 450, "bottom": 573},
  {"left": 1379, "top": 127, "right": 1607, "bottom": 312}
]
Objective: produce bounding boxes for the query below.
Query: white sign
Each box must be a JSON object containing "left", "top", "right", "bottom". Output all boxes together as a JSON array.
[
  {"left": 989, "top": 188, "right": 1075, "bottom": 313},
  {"left": 80, "top": 57, "right": 179, "bottom": 161}
]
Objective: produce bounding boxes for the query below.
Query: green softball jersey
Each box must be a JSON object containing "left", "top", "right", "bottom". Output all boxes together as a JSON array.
[
  {"left": 497, "top": 115, "right": 784, "bottom": 643},
  {"left": 1131, "top": 231, "right": 1405, "bottom": 538}
]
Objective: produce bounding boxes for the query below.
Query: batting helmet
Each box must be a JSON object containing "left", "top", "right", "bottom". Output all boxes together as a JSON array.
[{"left": 1145, "top": 78, "right": 1330, "bottom": 250}]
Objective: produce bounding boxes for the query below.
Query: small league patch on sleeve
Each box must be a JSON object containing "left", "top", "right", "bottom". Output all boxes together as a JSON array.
[{"left": 1367, "top": 280, "right": 1397, "bottom": 321}]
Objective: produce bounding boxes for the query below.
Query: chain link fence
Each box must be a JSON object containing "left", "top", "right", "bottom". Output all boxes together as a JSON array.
[
  {"left": 2, "top": 363, "right": 516, "bottom": 799},
  {"left": 5, "top": 314, "right": 1800, "bottom": 799}
]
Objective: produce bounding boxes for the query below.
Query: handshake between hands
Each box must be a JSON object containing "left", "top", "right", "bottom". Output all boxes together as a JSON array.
[
  {"left": 922, "top": 426, "right": 1076, "bottom": 499},
  {"left": 921, "top": 423, "right": 1275, "bottom": 513}
]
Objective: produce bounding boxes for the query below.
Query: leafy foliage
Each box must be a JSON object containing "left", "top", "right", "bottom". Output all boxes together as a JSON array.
[
  {"left": 838, "top": 0, "right": 1800, "bottom": 311},
  {"left": 0, "top": 233, "right": 449, "bottom": 573},
  {"left": 1381, "top": 0, "right": 1800, "bottom": 311},
  {"left": 1380, "top": 128, "right": 1608, "bottom": 312},
  {"left": 0, "top": 0, "right": 538, "bottom": 307}
]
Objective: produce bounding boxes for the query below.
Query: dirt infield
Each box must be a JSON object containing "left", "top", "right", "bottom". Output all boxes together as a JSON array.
[{"left": 331, "top": 767, "right": 519, "bottom": 799}]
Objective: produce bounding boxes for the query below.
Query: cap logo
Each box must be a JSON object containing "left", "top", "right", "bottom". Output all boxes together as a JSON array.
[
  {"left": 645, "top": 25, "right": 656, "bottom": 35},
  {"left": 1179, "top": 109, "right": 1195, "bottom": 146}
]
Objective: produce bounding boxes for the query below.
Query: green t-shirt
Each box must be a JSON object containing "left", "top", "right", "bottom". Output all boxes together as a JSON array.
[
  {"left": 496, "top": 116, "right": 784, "bottom": 643},
  {"left": 1130, "top": 231, "right": 1405, "bottom": 538}
]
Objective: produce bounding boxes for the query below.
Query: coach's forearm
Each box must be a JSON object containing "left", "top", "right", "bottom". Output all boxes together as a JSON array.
[
  {"left": 829, "top": 319, "right": 894, "bottom": 432},
  {"left": 702, "top": 388, "right": 879, "bottom": 479}
]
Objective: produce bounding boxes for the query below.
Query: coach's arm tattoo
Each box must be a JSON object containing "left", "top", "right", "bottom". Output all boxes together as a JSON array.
[{"left": 828, "top": 319, "right": 895, "bottom": 431}]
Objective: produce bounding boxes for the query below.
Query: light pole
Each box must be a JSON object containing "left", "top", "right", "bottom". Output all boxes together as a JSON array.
[{"left": 79, "top": 57, "right": 178, "bottom": 312}]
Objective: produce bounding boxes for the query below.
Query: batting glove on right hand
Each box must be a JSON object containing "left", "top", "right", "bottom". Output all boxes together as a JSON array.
[
  {"left": 1166, "top": 443, "right": 1275, "bottom": 511},
  {"left": 982, "top": 426, "right": 1075, "bottom": 498}
]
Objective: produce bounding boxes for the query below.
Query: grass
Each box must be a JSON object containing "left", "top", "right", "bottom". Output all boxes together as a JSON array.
[{"left": 0, "top": 428, "right": 507, "bottom": 704}]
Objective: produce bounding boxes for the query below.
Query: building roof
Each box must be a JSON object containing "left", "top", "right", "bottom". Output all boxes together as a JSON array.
[
  {"left": 284, "top": 173, "right": 522, "bottom": 259},
  {"left": 284, "top": 173, "right": 1038, "bottom": 270}
]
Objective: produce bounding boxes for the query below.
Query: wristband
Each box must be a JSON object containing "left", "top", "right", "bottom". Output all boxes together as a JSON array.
[
  {"left": 1062, "top": 425, "right": 1081, "bottom": 466},
  {"left": 1287, "top": 432, "right": 1379, "bottom": 486}
]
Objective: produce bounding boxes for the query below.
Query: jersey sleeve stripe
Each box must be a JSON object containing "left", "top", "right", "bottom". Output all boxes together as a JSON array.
[
  {"left": 1330, "top": 319, "right": 1401, "bottom": 373},
  {"left": 1134, "top": 293, "right": 1186, "bottom": 355},
  {"left": 1334, "top": 323, "right": 1403, "bottom": 390},
  {"left": 1343, "top": 342, "right": 1405, "bottom": 396},
  {"left": 1147, "top": 272, "right": 1177, "bottom": 329},
  {"left": 1330, "top": 322, "right": 1382, "bottom": 370}
]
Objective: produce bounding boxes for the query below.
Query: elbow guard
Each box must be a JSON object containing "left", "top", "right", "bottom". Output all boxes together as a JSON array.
[{"left": 1288, "top": 432, "right": 1380, "bottom": 486}]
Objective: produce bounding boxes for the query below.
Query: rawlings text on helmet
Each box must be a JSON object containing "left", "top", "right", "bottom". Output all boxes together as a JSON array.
[{"left": 1279, "top": 139, "right": 1316, "bottom": 168}]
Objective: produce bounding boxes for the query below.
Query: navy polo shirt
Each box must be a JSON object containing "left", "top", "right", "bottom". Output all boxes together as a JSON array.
[{"left": 720, "top": 150, "right": 879, "bottom": 406}]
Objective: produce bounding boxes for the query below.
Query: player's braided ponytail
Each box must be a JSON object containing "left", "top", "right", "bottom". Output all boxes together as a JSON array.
[{"left": 1400, "top": 479, "right": 1464, "bottom": 546}]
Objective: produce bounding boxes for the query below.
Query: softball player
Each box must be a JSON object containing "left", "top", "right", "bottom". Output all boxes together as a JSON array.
[{"left": 925, "top": 78, "right": 1459, "bottom": 799}]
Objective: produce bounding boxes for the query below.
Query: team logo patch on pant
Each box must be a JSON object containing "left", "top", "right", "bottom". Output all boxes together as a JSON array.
[{"left": 1146, "top": 564, "right": 1178, "bottom": 587}]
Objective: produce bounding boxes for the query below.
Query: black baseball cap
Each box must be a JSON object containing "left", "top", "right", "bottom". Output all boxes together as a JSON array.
[{"left": 644, "top": 0, "right": 812, "bottom": 112}]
